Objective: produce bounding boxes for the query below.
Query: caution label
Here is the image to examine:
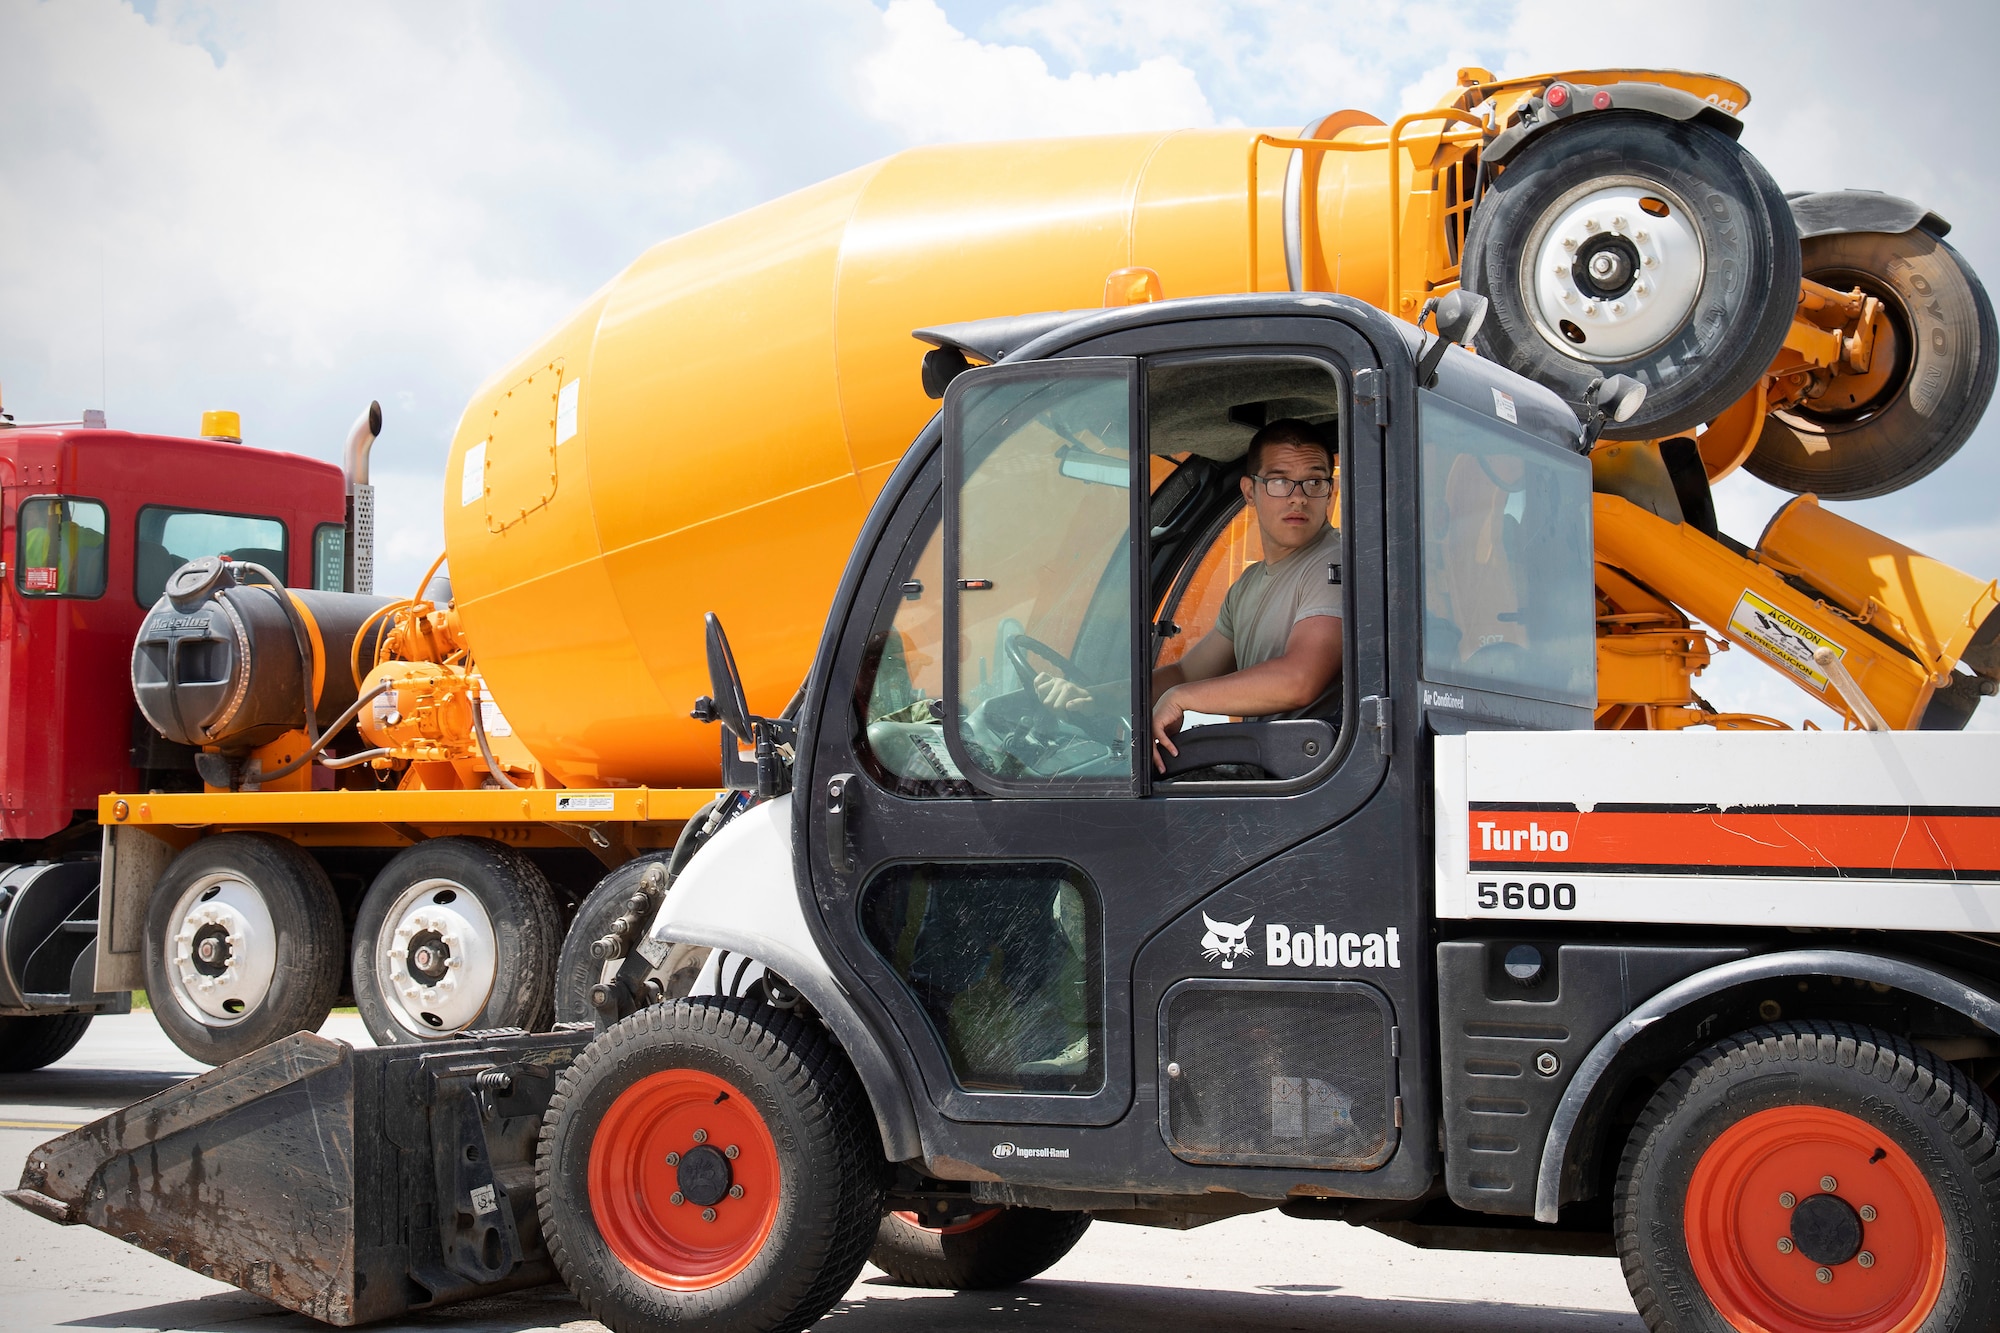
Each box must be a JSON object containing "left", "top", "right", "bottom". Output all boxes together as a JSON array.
[
  {"left": 1727, "top": 589, "right": 1842, "bottom": 691},
  {"left": 556, "top": 793, "right": 615, "bottom": 812}
]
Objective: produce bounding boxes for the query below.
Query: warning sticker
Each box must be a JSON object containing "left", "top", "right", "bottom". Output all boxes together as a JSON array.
[
  {"left": 460, "top": 440, "right": 487, "bottom": 507},
  {"left": 469, "top": 1183, "right": 498, "bottom": 1216},
  {"left": 1728, "top": 589, "right": 1842, "bottom": 691},
  {"left": 480, "top": 697, "right": 512, "bottom": 738},
  {"left": 556, "top": 793, "right": 615, "bottom": 812},
  {"left": 1491, "top": 388, "right": 1518, "bottom": 423},
  {"left": 556, "top": 378, "right": 580, "bottom": 445},
  {"left": 23, "top": 567, "right": 58, "bottom": 592}
]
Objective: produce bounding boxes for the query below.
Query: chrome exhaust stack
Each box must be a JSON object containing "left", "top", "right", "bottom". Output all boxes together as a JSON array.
[{"left": 342, "top": 401, "right": 382, "bottom": 594}]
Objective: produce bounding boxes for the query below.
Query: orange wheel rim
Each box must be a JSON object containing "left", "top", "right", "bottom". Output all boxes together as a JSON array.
[
  {"left": 587, "top": 1068, "right": 780, "bottom": 1291},
  {"left": 1684, "top": 1105, "right": 1946, "bottom": 1333},
  {"left": 891, "top": 1206, "right": 1001, "bottom": 1236}
]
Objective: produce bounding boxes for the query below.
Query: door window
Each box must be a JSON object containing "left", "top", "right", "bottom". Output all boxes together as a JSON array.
[
  {"left": 135, "top": 506, "right": 287, "bottom": 607},
  {"left": 944, "top": 361, "right": 1139, "bottom": 794},
  {"left": 16, "top": 497, "right": 108, "bottom": 598},
  {"left": 860, "top": 861, "right": 1102, "bottom": 1095},
  {"left": 1419, "top": 393, "right": 1595, "bottom": 705}
]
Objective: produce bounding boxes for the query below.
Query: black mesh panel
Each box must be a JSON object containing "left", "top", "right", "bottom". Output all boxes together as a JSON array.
[{"left": 1161, "top": 980, "right": 1395, "bottom": 1168}]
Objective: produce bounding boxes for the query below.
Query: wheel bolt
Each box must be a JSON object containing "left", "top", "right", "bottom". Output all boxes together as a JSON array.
[
  {"left": 1859, "top": 1204, "right": 1878, "bottom": 1222},
  {"left": 1821, "top": 1175, "right": 1838, "bottom": 1192},
  {"left": 664, "top": 1151, "right": 680, "bottom": 1165},
  {"left": 1779, "top": 1192, "right": 1796, "bottom": 1209},
  {"left": 1816, "top": 1267, "right": 1833, "bottom": 1284},
  {"left": 728, "top": 1184, "right": 744, "bottom": 1199},
  {"left": 669, "top": 1191, "right": 685, "bottom": 1206},
  {"left": 725, "top": 1145, "right": 739, "bottom": 1160},
  {"left": 702, "top": 1207, "right": 717, "bottom": 1222},
  {"left": 1776, "top": 1237, "right": 1794, "bottom": 1254},
  {"left": 692, "top": 1129, "right": 708, "bottom": 1144},
  {"left": 1859, "top": 1251, "right": 1876, "bottom": 1268}
]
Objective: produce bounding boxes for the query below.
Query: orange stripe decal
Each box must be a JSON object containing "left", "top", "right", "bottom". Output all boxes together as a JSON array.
[{"left": 1468, "top": 809, "right": 2000, "bottom": 877}]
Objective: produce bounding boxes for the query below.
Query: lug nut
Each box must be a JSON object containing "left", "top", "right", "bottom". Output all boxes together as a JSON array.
[
  {"left": 728, "top": 1184, "right": 744, "bottom": 1199},
  {"left": 1776, "top": 1237, "right": 1794, "bottom": 1254},
  {"left": 1858, "top": 1251, "right": 1876, "bottom": 1268},
  {"left": 702, "top": 1207, "right": 717, "bottom": 1222},
  {"left": 669, "top": 1191, "right": 685, "bottom": 1206},
  {"left": 692, "top": 1129, "right": 708, "bottom": 1144},
  {"left": 1534, "top": 1051, "right": 1560, "bottom": 1076},
  {"left": 724, "top": 1145, "right": 739, "bottom": 1159},
  {"left": 1816, "top": 1267, "right": 1833, "bottom": 1284},
  {"left": 1779, "top": 1192, "right": 1796, "bottom": 1209},
  {"left": 664, "top": 1151, "right": 680, "bottom": 1166},
  {"left": 1562, "top": 236, "right": 1577, "bottom": 250},
  {"left": 1860, "top": 1204, "right": 1878, "bottom": 1222},
  {"left": 1821, "top": 1175, "right": 1838, "bottom": 1192}
]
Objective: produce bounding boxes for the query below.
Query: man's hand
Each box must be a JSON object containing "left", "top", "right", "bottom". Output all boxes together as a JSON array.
[
  {"left": 1150, "top": 687, "right": 1187, "bottom": 774},
  {"left": 1034, "top": 671, "right": 1094, "bottom": 713}
]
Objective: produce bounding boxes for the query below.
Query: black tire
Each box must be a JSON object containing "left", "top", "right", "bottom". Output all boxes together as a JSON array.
[
  {"left": 537, "top": 998, "right": 885, "bottom": 1333},
  {"left": 1747, "top": 228, "right": 1998, "bottom": 499},
  {"left": 143, "top": 833, "right": 343, "bottom": 1065},
  {"left": 1616, "top": 1021, "right": 2000, "bottom": 1332},
  {"left": 1464, "top": 112, "right": 1801, "bottom": 440},
  {"left": 870, "top": 1205, "right": 1091, "bottom": 1289},
  {"left": 553, "top": 853, "right": 674, "bottom": 1027},
  {"left": 0, "top": 1013, "right": 92, "bottom": 1072},
  {"left": 350, "top": 836, "right": 560, "bottom": 1045}
]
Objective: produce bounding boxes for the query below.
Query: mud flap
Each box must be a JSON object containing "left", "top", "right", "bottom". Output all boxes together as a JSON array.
[{"left": 6, "top": 1027, "right": 590, "bottom": 1326}]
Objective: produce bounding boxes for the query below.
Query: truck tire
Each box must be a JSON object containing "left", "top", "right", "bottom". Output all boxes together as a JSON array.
[
  {"left": 1616, "top": 1020, "right": 2000, "bottom": 1333},
  {"left": 1747, "top": 228, "right": 1998, "bottom": 499},
  {"left": 0, "top": 1013, "right": 92, "bottom": 1071},
  {"left": 143, "top": 833, "right": 344, "bottom": 1065},
  {"left": 1463, "top": 112, "right": 1800, "bottom": 441},
  {"left": 537, "top": 997, "right": 884, "bottom": 1333},
  {"left": 553, "top": 853, "right": 674, "bottom": 1027},
  {"left": 349, "top": 837, "right": 560, "bottom": 1045},
  {"left": 870, "top": 1205, "right": 1090, "bottom": 1289}
]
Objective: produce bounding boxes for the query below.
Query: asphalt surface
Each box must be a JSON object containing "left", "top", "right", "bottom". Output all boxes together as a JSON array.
[{"left": 0, "top": 1013, "right": 1646, "bottom": 1333}]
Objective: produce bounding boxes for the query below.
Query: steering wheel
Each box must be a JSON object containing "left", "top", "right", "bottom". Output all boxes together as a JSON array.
[{"left": 1007, "top": 633, "right": 1080, "bottom": 723}]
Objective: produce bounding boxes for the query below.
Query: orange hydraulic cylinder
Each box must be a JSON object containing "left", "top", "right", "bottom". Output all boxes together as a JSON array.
[{"left": 1593, "top": 494, "right": 1938, "bottom": 728}]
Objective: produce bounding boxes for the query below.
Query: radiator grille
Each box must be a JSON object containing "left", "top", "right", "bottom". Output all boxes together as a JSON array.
[{"left": 1160, "top": 980, "right": 1396, "bottom": 1168}]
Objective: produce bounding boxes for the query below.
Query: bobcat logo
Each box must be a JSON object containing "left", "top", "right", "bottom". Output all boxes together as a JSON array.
[{"left": 1200, "top": 913, "right": 1254, "bottom": 970}]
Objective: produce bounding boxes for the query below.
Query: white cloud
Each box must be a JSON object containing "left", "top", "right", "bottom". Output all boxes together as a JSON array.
[{"left": 860, "top": 0, "right": 1214, "bottom": 139}]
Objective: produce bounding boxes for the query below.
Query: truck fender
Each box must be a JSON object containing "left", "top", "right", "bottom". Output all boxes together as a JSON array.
[
  {"left": 644, "top": 794, "right": 924, "bottom": 1162},
  {"left": 1533, "top": 947, "right": 2000, "bottom": 1224},
  {"left": 1787, "top": 188, "right": 1951, "bottom": 241},
  {"left": 1482, "top": 80, "right": 1743, "bottom": 169}
]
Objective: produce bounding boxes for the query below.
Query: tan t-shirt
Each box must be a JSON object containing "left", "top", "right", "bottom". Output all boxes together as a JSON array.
[{"left": 1214, "top": 523, "right": 1342, "bottom": 671}]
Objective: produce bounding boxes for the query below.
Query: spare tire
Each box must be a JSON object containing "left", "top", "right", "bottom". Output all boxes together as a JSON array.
[
  {"left": 1463, "top": 112, "right": 1800, "bottom": 440},
  {"left": 1746, "top": 227, "right": 1997, "bottom": 498}
]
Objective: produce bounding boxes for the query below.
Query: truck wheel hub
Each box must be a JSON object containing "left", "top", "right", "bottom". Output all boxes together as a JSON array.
[
  {"left": 167, "top": 874, "right": 278, "bottom": 1026},
  {"left": 676, "top": 1144, "right": 733, "bottom": 1207},
  {"left": 1791, "top": 1192, "right": 1863, "bottom": 1267},
  {"left": 1525, "top": 180, "right": 1703, "bottom": 362},
  {"left": 380, "top": 880, "right": 497, "bottom": 1036}
]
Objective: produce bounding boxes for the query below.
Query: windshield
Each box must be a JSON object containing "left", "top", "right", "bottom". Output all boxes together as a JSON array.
[{"left": 1419, "top": 392, "right": 1594, "bottom": 706}]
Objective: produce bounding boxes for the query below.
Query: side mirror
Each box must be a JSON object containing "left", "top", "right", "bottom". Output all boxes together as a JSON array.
[
  {"left": 1578, "top": 374, "right": 1649, "bottom": 452},
  {"left": 1414, "top": 289, "right": 1491, "bottom": 387},
  {"left": 703, "top": 612, "right": 754, "bottom": 741}
]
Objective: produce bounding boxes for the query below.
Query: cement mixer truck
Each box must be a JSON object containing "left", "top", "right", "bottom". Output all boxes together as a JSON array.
[
  {"left": 79, "top": 64, "right": 1998, "bottom": 1071},
  {"left": 21, "top": 63, "right": 2000, "bottom": 1333}
]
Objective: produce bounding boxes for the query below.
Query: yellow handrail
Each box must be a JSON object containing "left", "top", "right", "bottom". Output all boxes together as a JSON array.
[{"left": 1245, "top": 110, "right": 1484, "bottom": 315}]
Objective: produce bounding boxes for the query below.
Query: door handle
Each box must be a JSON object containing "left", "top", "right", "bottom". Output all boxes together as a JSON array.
[{"left": 825, "top": 772, "right": 858, "bottom": 871}]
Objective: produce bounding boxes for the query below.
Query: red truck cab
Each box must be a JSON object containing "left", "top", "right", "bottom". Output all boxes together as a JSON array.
[{"left": 0, "top": 417, "right": 349, "bottom": 1066}]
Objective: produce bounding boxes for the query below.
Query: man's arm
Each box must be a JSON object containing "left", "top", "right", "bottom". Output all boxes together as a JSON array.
[
  {"left": 1151, "top": 616, "right": 1342, "bottom": 769},
  {"left": 1152, "top": 629, "right": 1237, "bottom": 696}
]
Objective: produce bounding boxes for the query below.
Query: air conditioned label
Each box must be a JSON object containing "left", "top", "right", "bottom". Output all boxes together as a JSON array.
[
  {"left": 1727, "top": 589, "right": 1841, "bottom": 691},
  {"left": 556, "top": 793, "right": 614, "bottom": 812},
  {"left": 461, "top": 441, "right": 487, "bottom": 507}
]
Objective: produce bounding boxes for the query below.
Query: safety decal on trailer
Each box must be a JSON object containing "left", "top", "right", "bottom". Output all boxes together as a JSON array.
[
  {"left": 556, "top": 793, "right": 615, "bottom": 812},
  {"left": 1727, "top": 589, "right": 1842, "bottom": 691},
  {"left": 1466, "top": 804, "right": 2000, "bottom": 880}
]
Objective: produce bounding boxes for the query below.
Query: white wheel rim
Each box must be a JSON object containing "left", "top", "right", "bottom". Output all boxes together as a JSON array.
[
  {"left": 167, "top": 872, "right": 279, "bottom": 1027},
  {"left": 1522, "top": 180, "right": 1704, "bottom": 363},
  {"left": 375, "top": 877, "right": 498, "bottom": 1038}
]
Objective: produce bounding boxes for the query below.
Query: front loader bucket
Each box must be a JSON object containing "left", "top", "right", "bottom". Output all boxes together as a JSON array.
[{"left": 6, "top": 1027, "right": 589, "bottom": 1326}]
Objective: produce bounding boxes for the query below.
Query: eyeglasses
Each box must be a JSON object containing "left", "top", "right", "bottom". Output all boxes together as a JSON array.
[{"left": 1250, "top": 475, "right": 1334, "bottom": 498}]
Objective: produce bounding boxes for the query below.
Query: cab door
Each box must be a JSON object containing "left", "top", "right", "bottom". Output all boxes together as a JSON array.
[{"left": 797, "top": 313, "right": 1434, "bottom": 1196}]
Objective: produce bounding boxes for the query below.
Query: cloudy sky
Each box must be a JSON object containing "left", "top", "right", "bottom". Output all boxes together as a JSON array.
[{"left": 3, "top": 0, "right": 1996, "bottom": 726}]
